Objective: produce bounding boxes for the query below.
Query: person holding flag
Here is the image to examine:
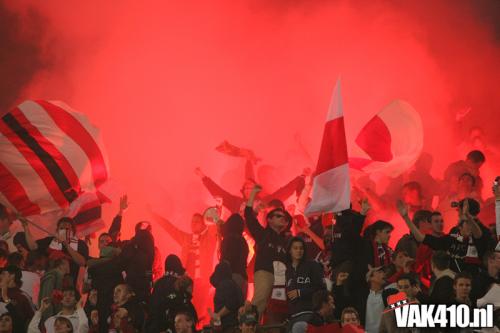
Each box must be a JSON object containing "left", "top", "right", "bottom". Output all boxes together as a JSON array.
[{"left": 305, "top": 78, "right": 351, "bottom": 218}]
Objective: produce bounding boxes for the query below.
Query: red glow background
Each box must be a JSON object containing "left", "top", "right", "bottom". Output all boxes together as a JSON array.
[{"left": 2, "top": 0, "right": 500, "bottom": 257}]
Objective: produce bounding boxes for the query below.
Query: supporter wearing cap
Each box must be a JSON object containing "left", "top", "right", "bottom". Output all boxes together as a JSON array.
[
  {"left": 239, "top": 312, "right": 258, "bottom": 333},
  {"left": 244, "top": 184, "right": 292, "bottom": 319},
  {"left": 238, "top": 303, "right": 259, "bottom": 333},
  {"left": 209, "top": 261, "right": 244, "bottom": 331},
  {"left": 147, "top": 254, "right": 190, "bottom": 333}
]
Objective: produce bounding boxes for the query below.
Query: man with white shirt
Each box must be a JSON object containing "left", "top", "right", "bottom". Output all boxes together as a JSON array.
[
  {"left": 363, "top": 266, "right": 386, "bottom": 333},
  {"left": 28, "top": 287, "right": 88, "bottom": 333}
]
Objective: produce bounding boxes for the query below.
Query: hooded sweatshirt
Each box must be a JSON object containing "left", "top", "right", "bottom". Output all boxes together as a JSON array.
[
  {"left": 147, "top": 255, "right": 185, "bottom": 333},
  {"left": 221, "top": 214, "right": 249, "bottom": 279},
  {"left": 210, "top": 261, "right": 244, "bottom": 328},
  {"left": 285, "top": 246, "right": 326, "bottom": 316}
]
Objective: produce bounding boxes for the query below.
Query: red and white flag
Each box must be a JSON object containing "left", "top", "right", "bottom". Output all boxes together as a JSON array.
[
  {"left": 349, "top": 100, "right": 423, "bottom": 177},
  {"left": 305, "top": 78, "right": 350, "bottom": 216},
  {"left": 0, "top": 100, "right": 110, "bottom": 236}
]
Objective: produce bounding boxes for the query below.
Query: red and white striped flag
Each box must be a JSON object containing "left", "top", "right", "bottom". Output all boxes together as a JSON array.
[
  {"left": 0, "top": 100, "right": 110, "bottom": 236},
  {"left": 305, "top": 78, "right": 350, "bottom": 216}
]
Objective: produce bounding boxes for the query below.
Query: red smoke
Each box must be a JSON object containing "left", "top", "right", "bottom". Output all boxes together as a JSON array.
[{"left": 3, "top": 1, "right": 500, "bottom": 254}]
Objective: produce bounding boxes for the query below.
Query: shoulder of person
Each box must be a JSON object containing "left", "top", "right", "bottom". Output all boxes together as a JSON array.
[
  {"left": 77, "top": 239, "right": 89, "bottom": 247},
  {"left": 38, "top": 236, "right": 54, "bottom": 248}
]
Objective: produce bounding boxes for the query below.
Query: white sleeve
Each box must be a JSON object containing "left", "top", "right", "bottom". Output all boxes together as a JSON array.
[
  {"left": 76, "top": 307, "right": 90, "bottom": 333},
  {"left": 27, "top": 311, "right": 42, "bottom": 333}
]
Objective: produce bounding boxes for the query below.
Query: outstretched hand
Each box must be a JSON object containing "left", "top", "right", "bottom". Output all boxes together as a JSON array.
[
  {"left": 461, "top": 199, "right": 473, "bottom": 221},
  {"left": 119, "top": 195, "right": 129, "bottom": 214},
  {"left": 360, "top": 198, "right": 371, "bottom": 216},
  {"left": 396, "top": 200, "right": 408, "bottom": 217},
  {"left": 40, "top": 297, "right": 51, "bottom": 312}
]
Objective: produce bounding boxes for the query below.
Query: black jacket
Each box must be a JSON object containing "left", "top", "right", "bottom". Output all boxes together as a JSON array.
[
  {"left": 221, "top": 214, "right": 249, "bottom": 279},
  {"left": 147, "top": 275, "right": 177, "bottom": 333},
  {"left": 210, "top": 262, "right": 244, "bottom": 328},
  {"left": 94, "top": 230, "right": 154, "bottom": 304},
  {"left": 471, "top": 269, "right": 499, "bottom": 303},
  {"left": 285, "top": 259, "right": 325, "bottom": 316},
  {"left": 429, "top": 271, "right": 455, "bottom": 305},
  {"left": 88, "top": 258, "right": 124, "bottom": 332},
  {"left": 121, "top": 297, "right": 146, "bottom": 331},
  {"left": 147, "top": 275, "right": 197, "bottom": 333},
  {"left": 244, "top": 206, "right": 289, "bottom": 273},
  {"left": 330, "top": 210, "right": 366, "bottom": 268},
  {"left": 116, "top": 230, "right": 155, "bottom": 302}
]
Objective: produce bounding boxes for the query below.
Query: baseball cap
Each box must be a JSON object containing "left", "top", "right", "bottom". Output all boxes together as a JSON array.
[{"left": 239, "top": 312, "right": 258, "bottom": 325}]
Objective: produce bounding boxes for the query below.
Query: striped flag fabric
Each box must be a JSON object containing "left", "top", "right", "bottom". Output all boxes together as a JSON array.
[
  {"left": 0, "top": 100, "right": 110, "bottom": 236},
  {"left": 349, "top": 100, "right": 423, "bottom": 177},
  {"left": 305, "top": 78, "right": 351, "bottom": 216}
]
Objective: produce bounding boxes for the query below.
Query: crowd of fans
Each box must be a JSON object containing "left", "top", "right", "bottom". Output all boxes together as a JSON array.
[{"left": 0, "top": 149, "right": 499, "bottom": 333}]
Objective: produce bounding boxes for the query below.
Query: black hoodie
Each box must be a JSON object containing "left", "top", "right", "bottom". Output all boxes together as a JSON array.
[
  {"left": 100, "top": 230, "right": 155, "bottom": 303},
  {"left": 147, "top": 254, "right": 188, "bottom": 333},
  {"left": 285, "top": 240, "right": 326, "bottom": 316},
  {"left": 221, "top": 214, "right": 249, "bottom": 279},
  {"left": 210, "top": 261, "right": 244, "bottom": 328}
]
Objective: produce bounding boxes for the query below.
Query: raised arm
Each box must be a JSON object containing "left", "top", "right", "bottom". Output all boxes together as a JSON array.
[
  {"left": 196, "top": 167, "right": 242, "bottom": 212},
  {"left": 244, "top": 185, "right": 265, "bottom": 241},
  {"left": 461, "top": 199, "right": 482, "bottom": 239},
  {"left": 62, "top": 239, "right": 87, "bottom": 266},
  {"left": 296, "top": 177, "right": 312, "bottom": 215},
  {"left": 18, "top": 215, "right": 38, "bottom": 250},
  {"left": 150, "top": 211, "right": 189, "bottom": 245},
  {"left": 397, "top": 200, "right": 425, "bottom": 242},
  {"left": 264, "top": 169, "right": 307, "bottom": 203},
  {"left": 108, "top": 195, "right": 129, "bottom": 242}
]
